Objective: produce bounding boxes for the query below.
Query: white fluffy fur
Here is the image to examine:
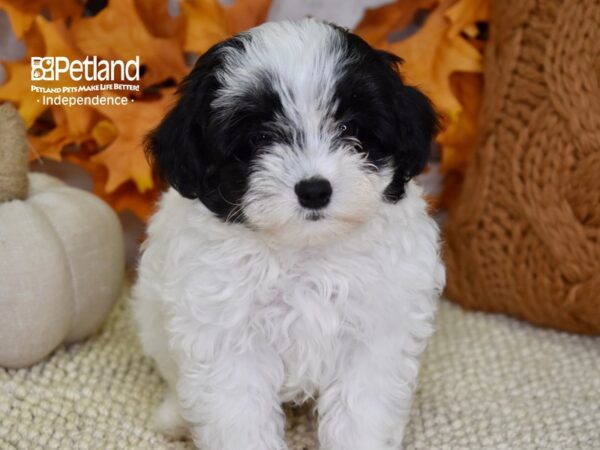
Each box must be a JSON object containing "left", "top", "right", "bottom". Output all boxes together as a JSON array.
[
  {"left": 132, "top": 19, "right": 445, "bottom": 450},
  {"left": 132, "top": 182, "right": 443, "bottom": 450}
]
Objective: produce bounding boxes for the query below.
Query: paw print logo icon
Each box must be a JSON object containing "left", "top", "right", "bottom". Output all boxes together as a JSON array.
[{"left": 31, "top": 57, "right": 54, "bottom": 81}]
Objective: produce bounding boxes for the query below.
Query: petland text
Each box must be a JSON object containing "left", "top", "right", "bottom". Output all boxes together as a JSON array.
[{"left": 31, "top": 56, "right": 140, "bottom": 82}]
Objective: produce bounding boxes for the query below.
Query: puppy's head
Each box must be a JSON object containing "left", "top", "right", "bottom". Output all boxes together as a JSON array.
[{"left": 148, "top": 19, "right": 437, "bottom": 244}]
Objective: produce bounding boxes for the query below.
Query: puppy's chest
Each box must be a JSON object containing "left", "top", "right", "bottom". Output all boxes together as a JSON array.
[
  {"left": 250, "top": 253, "right": 371, "bottom": 395},
  {"left": 254, "top": 253, "right": 357, "bottom": 334}
]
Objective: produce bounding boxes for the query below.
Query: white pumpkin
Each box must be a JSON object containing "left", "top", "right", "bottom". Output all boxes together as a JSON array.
[{"left": 0, "top": 103, "right": 125, "bottom": 368}]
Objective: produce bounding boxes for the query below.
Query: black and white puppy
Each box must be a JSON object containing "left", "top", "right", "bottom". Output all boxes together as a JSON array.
[{"left": 132, "top": 18, "right": 445, "bottom": 450}]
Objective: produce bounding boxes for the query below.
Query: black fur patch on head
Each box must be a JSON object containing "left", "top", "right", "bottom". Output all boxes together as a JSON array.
[
  {"left": 334, "top": 30, "right": 439, "bottom": 201},
  {"left": 146, "top": 36, "right": 284, "bottom": 221}
]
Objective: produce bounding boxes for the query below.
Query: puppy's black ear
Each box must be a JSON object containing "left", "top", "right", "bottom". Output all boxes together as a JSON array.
[
  {"left": 395, "top": 85, "right": 439, "bottom": 178},
  {"left": 146, "top": 42, "right": 226, "bottom": 199},
  {"left": 378, "top": 50, "right": 439, "bottom": 200}
]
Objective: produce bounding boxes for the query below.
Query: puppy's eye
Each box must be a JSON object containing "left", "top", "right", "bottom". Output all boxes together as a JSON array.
[
  {"left": 249, "top": 132, "right": 273, "bottom": 148},
  {"left": 338, "top": 122, "right": 356, "bottom": 137}
]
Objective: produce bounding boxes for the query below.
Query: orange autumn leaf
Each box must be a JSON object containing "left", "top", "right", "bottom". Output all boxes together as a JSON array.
[
  {"left": 0, "top": 63, "right": 38, "bottom": 125},
  {"left": 0, "top": 0, "right": 82, "bottom": 38},
  {"left": 28, "top": 108, "right": 73, "bottom": 161},
  {"left": 182, "top": 0, "right": 272, "bottom": 54},
  {"left": 92, "top": 120, "right": 118, "bottom": 148},
  {"left": 65, "top": 152, "right": 158, "bottom": 221},
  {"left": 28, "top": 128, "right": 67, "bottom": 161},
  {"left": 355, "top": 0, "right": 439, "bottom": 45},
  {"left": 134, "top": 0, "right": 184, "bottom": 40},
  {"left": 439, "top": 71, "right": 483, "bottom": 173},
  {"left": 91, "top": 90, "right": 177, "bottom": 193},
  {"left": 20, "top": 24, "right": 45, "bottom": 59},
  {"left": 0, "top": 16, "right": 96, "bottom": 135},
  {"left": 181, "top": 0, "right": 232, "bottom": 54},
  {"left": 433, "top": 0, "right": 488, "bottom": 198},
  {"left": 446, "top": 0, "right": 489, "bottom": 39},
  {"left": 70, "top": 0, "right": 188, "bottom": 87}
]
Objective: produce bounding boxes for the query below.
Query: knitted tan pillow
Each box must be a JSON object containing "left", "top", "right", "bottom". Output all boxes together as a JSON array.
[{"left": 443, "top": 0, "right": 600, "bottom": 334}]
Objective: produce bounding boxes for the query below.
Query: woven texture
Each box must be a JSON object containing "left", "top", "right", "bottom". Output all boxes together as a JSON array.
[
  {"left": 0, "top": 103, "right": 28, "bottom": 202},
  {"left": 2, "top": 293, "right": 599, "bottom": 449},
  {"left": 443, "top": 0, "right": 600, "bottom": 334}
]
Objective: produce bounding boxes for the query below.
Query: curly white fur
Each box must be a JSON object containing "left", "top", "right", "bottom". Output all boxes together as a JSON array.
[{"left": 132, "top": 180, "right": 444, "bottom": 450}]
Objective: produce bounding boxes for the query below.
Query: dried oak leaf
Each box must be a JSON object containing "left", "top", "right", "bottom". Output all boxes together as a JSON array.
[
  {"left": 65, "top": 152, "right": 158, "bottom": 221},
  {"left": 90, "top": 89, "right": 176, "bottom": 194},
  {"left": 439, "top": 71, "right": 483, "bottom": 173},
  {"left": 0, "top": 16, "right": 95, "bottom": 137},
  {"left": 389, "top": 1, "right": 482, "bottom": 120},
  {"left": 70, "top": 0, "right": 188, "bottom": 87},
  {"left": 446, "top": 0, "right": 488, "bottom": 39},
  {"left": 29, "top": 108, "right": 75, "bottom": 161},
  {"left": 134, "top": 0, "right": 184, "bottom": 41},
  {"left": 355, "top": 0, "right": 439, "bottom": 45},
  {"left": 182, "top": 0, "right": 272, "bottom": 54},
  {"left": 439, "top": 0, "right": 488, "bottom": 170},
  {"left": 0, "top": 0, "right": 82, "bottom": 38}
]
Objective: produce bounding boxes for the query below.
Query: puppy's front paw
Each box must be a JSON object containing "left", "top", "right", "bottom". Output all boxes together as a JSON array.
[
  {"left": 190, "top": 423, "right": 289, "bottom": 450},
  {"left": 153, "top": 391, "right": 188, "bottom": 439}
]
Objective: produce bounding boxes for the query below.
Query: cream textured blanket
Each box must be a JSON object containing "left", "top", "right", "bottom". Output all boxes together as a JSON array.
[{"left": 1, "top": 293, "right": 599, "bottom": 449}]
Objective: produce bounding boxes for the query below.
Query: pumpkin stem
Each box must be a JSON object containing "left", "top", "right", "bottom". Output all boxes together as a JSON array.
[{"left": 0, "top": 103, "right": 28, "bottom": 202}]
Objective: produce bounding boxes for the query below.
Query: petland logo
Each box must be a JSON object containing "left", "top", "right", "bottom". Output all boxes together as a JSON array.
[
  {"left": 30, "top": 56, "right": 140, "bottom": 107},
  {"left": 31, "top": 56, "right": 140, "bottom": 82}
]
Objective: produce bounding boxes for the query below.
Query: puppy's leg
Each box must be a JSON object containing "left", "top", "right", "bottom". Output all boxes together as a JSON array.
[
  {"left": 177, "top": 343, "right": 287, "bottom": 450},
  {"left": 318, "top": 333, "right": 424, "bottom": 450},
  {"left": 131, "top": 290, "right": 187, "bottom": 437},
  {"left": 153, "top": 388, "right": 188, "bottom": 438}
]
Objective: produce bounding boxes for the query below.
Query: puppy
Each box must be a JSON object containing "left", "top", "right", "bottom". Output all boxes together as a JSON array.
[{"left": 132, "top": 18, "right": 445, "bottom": 450}]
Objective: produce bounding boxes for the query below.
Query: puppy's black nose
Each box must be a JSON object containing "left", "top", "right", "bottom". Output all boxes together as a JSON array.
[{"left": 295, "top": 177, "right": 332, "bottom": 209}]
